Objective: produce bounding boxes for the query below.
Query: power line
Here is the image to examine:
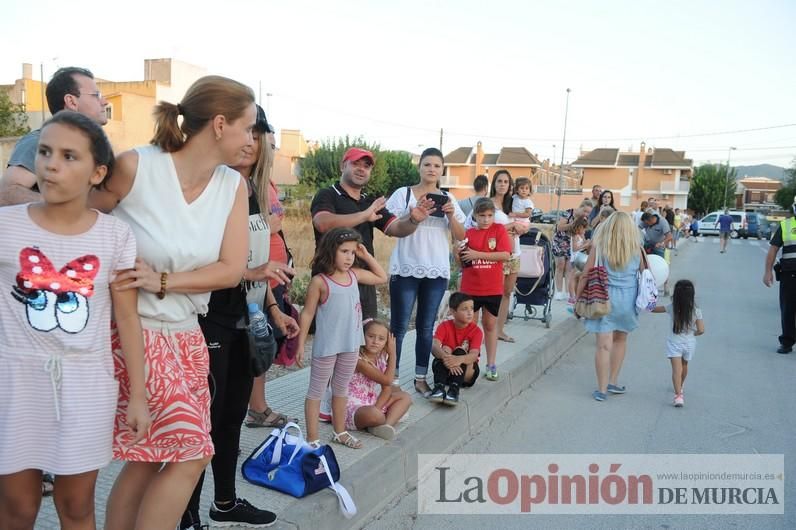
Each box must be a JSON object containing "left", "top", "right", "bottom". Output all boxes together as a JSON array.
[
  {"left": 443, "top": 124, "right": 796, "bottom": 143},
  {"left": 272, "top": 92, "right": 796, "bottom": 147}
]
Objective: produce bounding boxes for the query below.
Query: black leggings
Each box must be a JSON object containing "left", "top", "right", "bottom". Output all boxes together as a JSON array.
[{"left": 186, "top": 319, "right": 253, "bottom": 512}]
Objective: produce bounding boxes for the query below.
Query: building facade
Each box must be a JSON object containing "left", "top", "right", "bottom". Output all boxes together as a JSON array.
[
  {"left": 572, "top": 143, "right": 693, "bottom": 210},
  {"left": 734, "top": 176, "right": 782, "bottom": 211}
]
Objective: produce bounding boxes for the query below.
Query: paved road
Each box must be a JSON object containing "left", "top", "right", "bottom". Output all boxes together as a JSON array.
[{"left": 369, "top": 236, "right": 796, "bottom": 529}]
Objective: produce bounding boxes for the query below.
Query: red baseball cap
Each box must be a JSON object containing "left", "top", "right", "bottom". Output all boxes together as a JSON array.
[{"left": 342, "top": 147, "right": 375, "bottom": 165}]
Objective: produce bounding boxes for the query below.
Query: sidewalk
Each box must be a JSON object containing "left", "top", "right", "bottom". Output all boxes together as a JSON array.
[{"left": 36, "top": 303, "right": 585, "bottom": 529}]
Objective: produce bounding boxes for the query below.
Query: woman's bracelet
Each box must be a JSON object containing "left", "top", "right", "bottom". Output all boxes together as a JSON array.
[
  {"left": 157, "top": 272, "right": 168, "bottom": 300},
  {"left": 266, "top": 302, "right": 279, "bottom": 312}
]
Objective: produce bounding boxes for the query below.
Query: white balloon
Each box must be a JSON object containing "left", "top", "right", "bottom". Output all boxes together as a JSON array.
[{"left": 646, "top": 254, "right": 669, "bottom": 288}]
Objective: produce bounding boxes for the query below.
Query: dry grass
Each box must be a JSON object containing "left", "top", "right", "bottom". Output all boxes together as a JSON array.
[
  {"left": 281, "top": 208, "right": 397, "bottom": 276},
  {"left": 281, "top": 202, "right": 397, "bottom": 306}
]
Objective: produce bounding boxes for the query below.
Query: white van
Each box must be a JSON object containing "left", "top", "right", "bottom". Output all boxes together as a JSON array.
[{"left": 698, "top": 210, "right": 752, "bottom": 238}]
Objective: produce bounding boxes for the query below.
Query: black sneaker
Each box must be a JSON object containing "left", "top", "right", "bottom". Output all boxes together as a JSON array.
[
  {"left": 209, "top": 498, "right": 276, "bottom": 527},
  {"left": 444, "top": 384, "right": 459, "bottom": 406},
  {"left": 429, "top": 384, "right": 446, "bottom": 403}
]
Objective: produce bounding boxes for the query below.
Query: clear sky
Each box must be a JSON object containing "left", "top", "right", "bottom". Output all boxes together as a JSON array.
[{"left": 2, "top": 0, "right": 795, "bottom": 169}]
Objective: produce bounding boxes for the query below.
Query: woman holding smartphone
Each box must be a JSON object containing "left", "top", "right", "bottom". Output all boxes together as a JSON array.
[{"left": 385, "top": 148, "right": 466, "bottom": 396}]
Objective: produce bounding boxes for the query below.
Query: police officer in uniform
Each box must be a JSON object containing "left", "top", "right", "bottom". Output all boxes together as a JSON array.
[{"left": 763, "top": 197, "right": 796, "bottom": 353}]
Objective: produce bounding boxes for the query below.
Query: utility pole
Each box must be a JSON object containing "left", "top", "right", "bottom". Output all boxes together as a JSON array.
[
  {"left": 40, "top": 63, "right": 45, "bottom": 126},
  {"left": 549, "top": 144, "right": 556, "bottom": 211},
  {"left": 723, "top": 146, "right": 737, "bottom": 208},
  {"left": 439, "top": 128, "right": 443, "bottom": 152},
  {"left": 555, "top": 89, "right": 572, "bottom": 213}
]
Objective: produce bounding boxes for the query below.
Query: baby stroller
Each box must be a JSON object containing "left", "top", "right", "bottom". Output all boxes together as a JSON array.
[{"left": 508, "top": 229, "right": 554, "bottom": 327}]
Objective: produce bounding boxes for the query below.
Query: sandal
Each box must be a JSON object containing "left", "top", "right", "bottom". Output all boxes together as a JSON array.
[
  {"left": 308, "top": 440, "right": 321, "bottom": 449},
  {"left": 498, "top": 334, "right": 516, "bottom": 343},
  {"left": 414, "top": 379, "right": 432, "bottom": 398},
  {"left": 330, "top": 431, "right": 363, "bottom": 449},
  {"left": 245, "top": 407, "right": 297, "bottom": 428},
  {"left": 41, "top": 473, "right": 54, "bottom": 497},
  {"left": 367, "top": 424, "right": 396, "bottom": 441}
]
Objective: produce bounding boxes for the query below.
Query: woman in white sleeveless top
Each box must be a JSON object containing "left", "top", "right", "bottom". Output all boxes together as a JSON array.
[{"left": 91, "top": 76, "right": 253, "bottom": 530}]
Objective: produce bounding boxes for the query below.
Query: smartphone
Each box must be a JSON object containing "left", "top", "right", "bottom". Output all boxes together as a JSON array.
[{"left": 427, "top": 192, "right": 448, "bottom": 217}]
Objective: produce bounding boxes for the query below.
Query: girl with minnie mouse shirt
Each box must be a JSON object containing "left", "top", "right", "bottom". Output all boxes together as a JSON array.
[{"left": 0, "top": 112, "right": 149, "bottom": 528}]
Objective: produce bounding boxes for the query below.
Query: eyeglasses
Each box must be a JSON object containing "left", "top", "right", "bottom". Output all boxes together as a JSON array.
[{"left": 79, "top": 91, "right": 103, "bottom": 100}]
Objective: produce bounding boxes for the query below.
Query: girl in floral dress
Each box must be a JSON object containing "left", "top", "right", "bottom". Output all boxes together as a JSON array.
[{"left": 345, "top": 320, "right": 412, "bottom": 440}]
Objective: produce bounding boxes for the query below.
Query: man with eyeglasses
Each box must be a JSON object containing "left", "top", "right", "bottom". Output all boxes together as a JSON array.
[{"left": 0, "top": 66, "right": 108, "bottom": 206}]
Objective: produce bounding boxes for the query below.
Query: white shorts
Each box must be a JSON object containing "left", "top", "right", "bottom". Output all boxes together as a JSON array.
[{"left": 666, "top": 339, "right": 696, "bottom": 361}]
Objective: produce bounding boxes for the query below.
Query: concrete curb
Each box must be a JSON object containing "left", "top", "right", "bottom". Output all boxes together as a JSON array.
[{"left": 279, "top": 316, "right": 588, "bottom": 530}]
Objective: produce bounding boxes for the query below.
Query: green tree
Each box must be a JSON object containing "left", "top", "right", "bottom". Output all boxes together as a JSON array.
[
  {"left": 297, "top": 137, "right": 420, "bottom": 198},
  {"left": 687, "top": 163, "right": 736, "bottom": 215},
  {"left": 378, "top": 150, "right": 419, "bottom": 195},
  {"left": 774, "top": 158, "right": 796, "bottom": 209},
  {"left": 0, "top": 90, "right": 30, "bottom": 137}
]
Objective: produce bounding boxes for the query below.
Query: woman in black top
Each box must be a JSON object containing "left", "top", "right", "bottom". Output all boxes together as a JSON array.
[{"left": 181, "top": 106, "right": 298, "bottom": 530}]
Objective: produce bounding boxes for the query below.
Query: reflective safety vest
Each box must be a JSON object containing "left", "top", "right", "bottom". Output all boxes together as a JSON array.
[{"left": 780, "top": 218, "right": 796, "bottom": 262}]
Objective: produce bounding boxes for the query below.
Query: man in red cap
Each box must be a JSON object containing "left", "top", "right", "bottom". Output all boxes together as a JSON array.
[{"left": 311, "top": 147, "right": 434, "bottom": 318}]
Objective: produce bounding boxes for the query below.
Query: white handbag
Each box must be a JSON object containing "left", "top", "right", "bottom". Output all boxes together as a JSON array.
[
  {"left": 518, "top": 232, "right": 545, "bottom": 278},
  {"left": 635, "top": 250, "right": 658, "bottom": 312}
]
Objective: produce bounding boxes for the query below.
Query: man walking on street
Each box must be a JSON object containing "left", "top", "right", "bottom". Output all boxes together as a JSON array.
[
  {"left": 0, "top": 66, "right": 108, "bottom": 206},
  {"left": 716, "top": 208, "right": 733, "bottom": 253},
  {"left": 311, "top": 147, "right": 433, "bottom": 319},
  {"left": 763, "top": 199, "right": 796, "bottom": 354}
]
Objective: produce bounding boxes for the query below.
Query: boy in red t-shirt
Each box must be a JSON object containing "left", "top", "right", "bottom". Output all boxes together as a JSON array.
[
  {"left": 430, "top": 292, "right": 484, "bottom": 405},
  {"left": 459, "top": 198, "right": 511, "bottom": 381}
]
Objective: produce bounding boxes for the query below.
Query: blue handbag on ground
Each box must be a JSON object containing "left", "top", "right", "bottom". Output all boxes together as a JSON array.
[{"left": 241, "top": 422, "right": 357, "bottom": 518}]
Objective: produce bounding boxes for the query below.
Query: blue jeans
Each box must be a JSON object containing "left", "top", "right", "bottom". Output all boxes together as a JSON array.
[{"left": 390, "top": 275, "right": 448, "bottom": 377}]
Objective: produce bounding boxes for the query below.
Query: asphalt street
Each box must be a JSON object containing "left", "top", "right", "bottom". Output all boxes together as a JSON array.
[{"left": 368, "top": 236, "right": 796, "bottom": 530}]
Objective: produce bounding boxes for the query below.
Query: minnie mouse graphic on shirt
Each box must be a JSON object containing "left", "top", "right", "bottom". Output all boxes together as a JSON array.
[{"left": 11, "top": 247, "right": 99, "bottom": 334}]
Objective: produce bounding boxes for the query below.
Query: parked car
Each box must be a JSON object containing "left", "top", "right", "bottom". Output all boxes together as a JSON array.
[
  {"left": 744, "top": 212, "right": 771, "bottom": 239},
  {"left": 540, "top": 209, "right": 566, "bottom": 224},
  {"left": 697, "top": 210, "right": 753, "bottom": 239},
  {"left": 760, "top": 220, "right": 776, "bottom": 241}
]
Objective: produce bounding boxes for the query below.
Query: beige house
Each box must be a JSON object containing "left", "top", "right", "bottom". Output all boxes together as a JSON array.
[
  {"left": 572, "top": 143, "right": 693, "bottom": 210},
  {"left": 272, "top": 129, "right": 308, "bottom": 186},
  {"left": 442, "top": 142, "right": 542, "bottom": 199},
  {"left": 734, "top": 176, "right": 782, "bottom": 210}
]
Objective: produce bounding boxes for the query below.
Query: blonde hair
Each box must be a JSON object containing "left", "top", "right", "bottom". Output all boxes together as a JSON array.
[
  {"left": 250, "top": 132, "right": 275, "bottom": 216},
  {"left": 151, "top": 75, "right": 255, "bottom": 153},
  {"left": 591, "top": 211, "right": 639, "bottom": 270},
  {"left": 579, "top": 199, "right": 593, "bottom": 209}
]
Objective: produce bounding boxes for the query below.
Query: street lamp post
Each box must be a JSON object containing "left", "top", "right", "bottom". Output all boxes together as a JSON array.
[
  {"left": 548, "top": 144, "right": 556, "bottom": 211},
  {"left": 555, "top": 89, "right": 572, "bottom": 213},
  {"left": 723, "top": 146, "right": 736, "bottom": 209}
]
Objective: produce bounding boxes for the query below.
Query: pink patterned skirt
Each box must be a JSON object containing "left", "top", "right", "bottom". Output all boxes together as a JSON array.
[{"left": 112, "top": 318, "right": 214, "bottom": 462}]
